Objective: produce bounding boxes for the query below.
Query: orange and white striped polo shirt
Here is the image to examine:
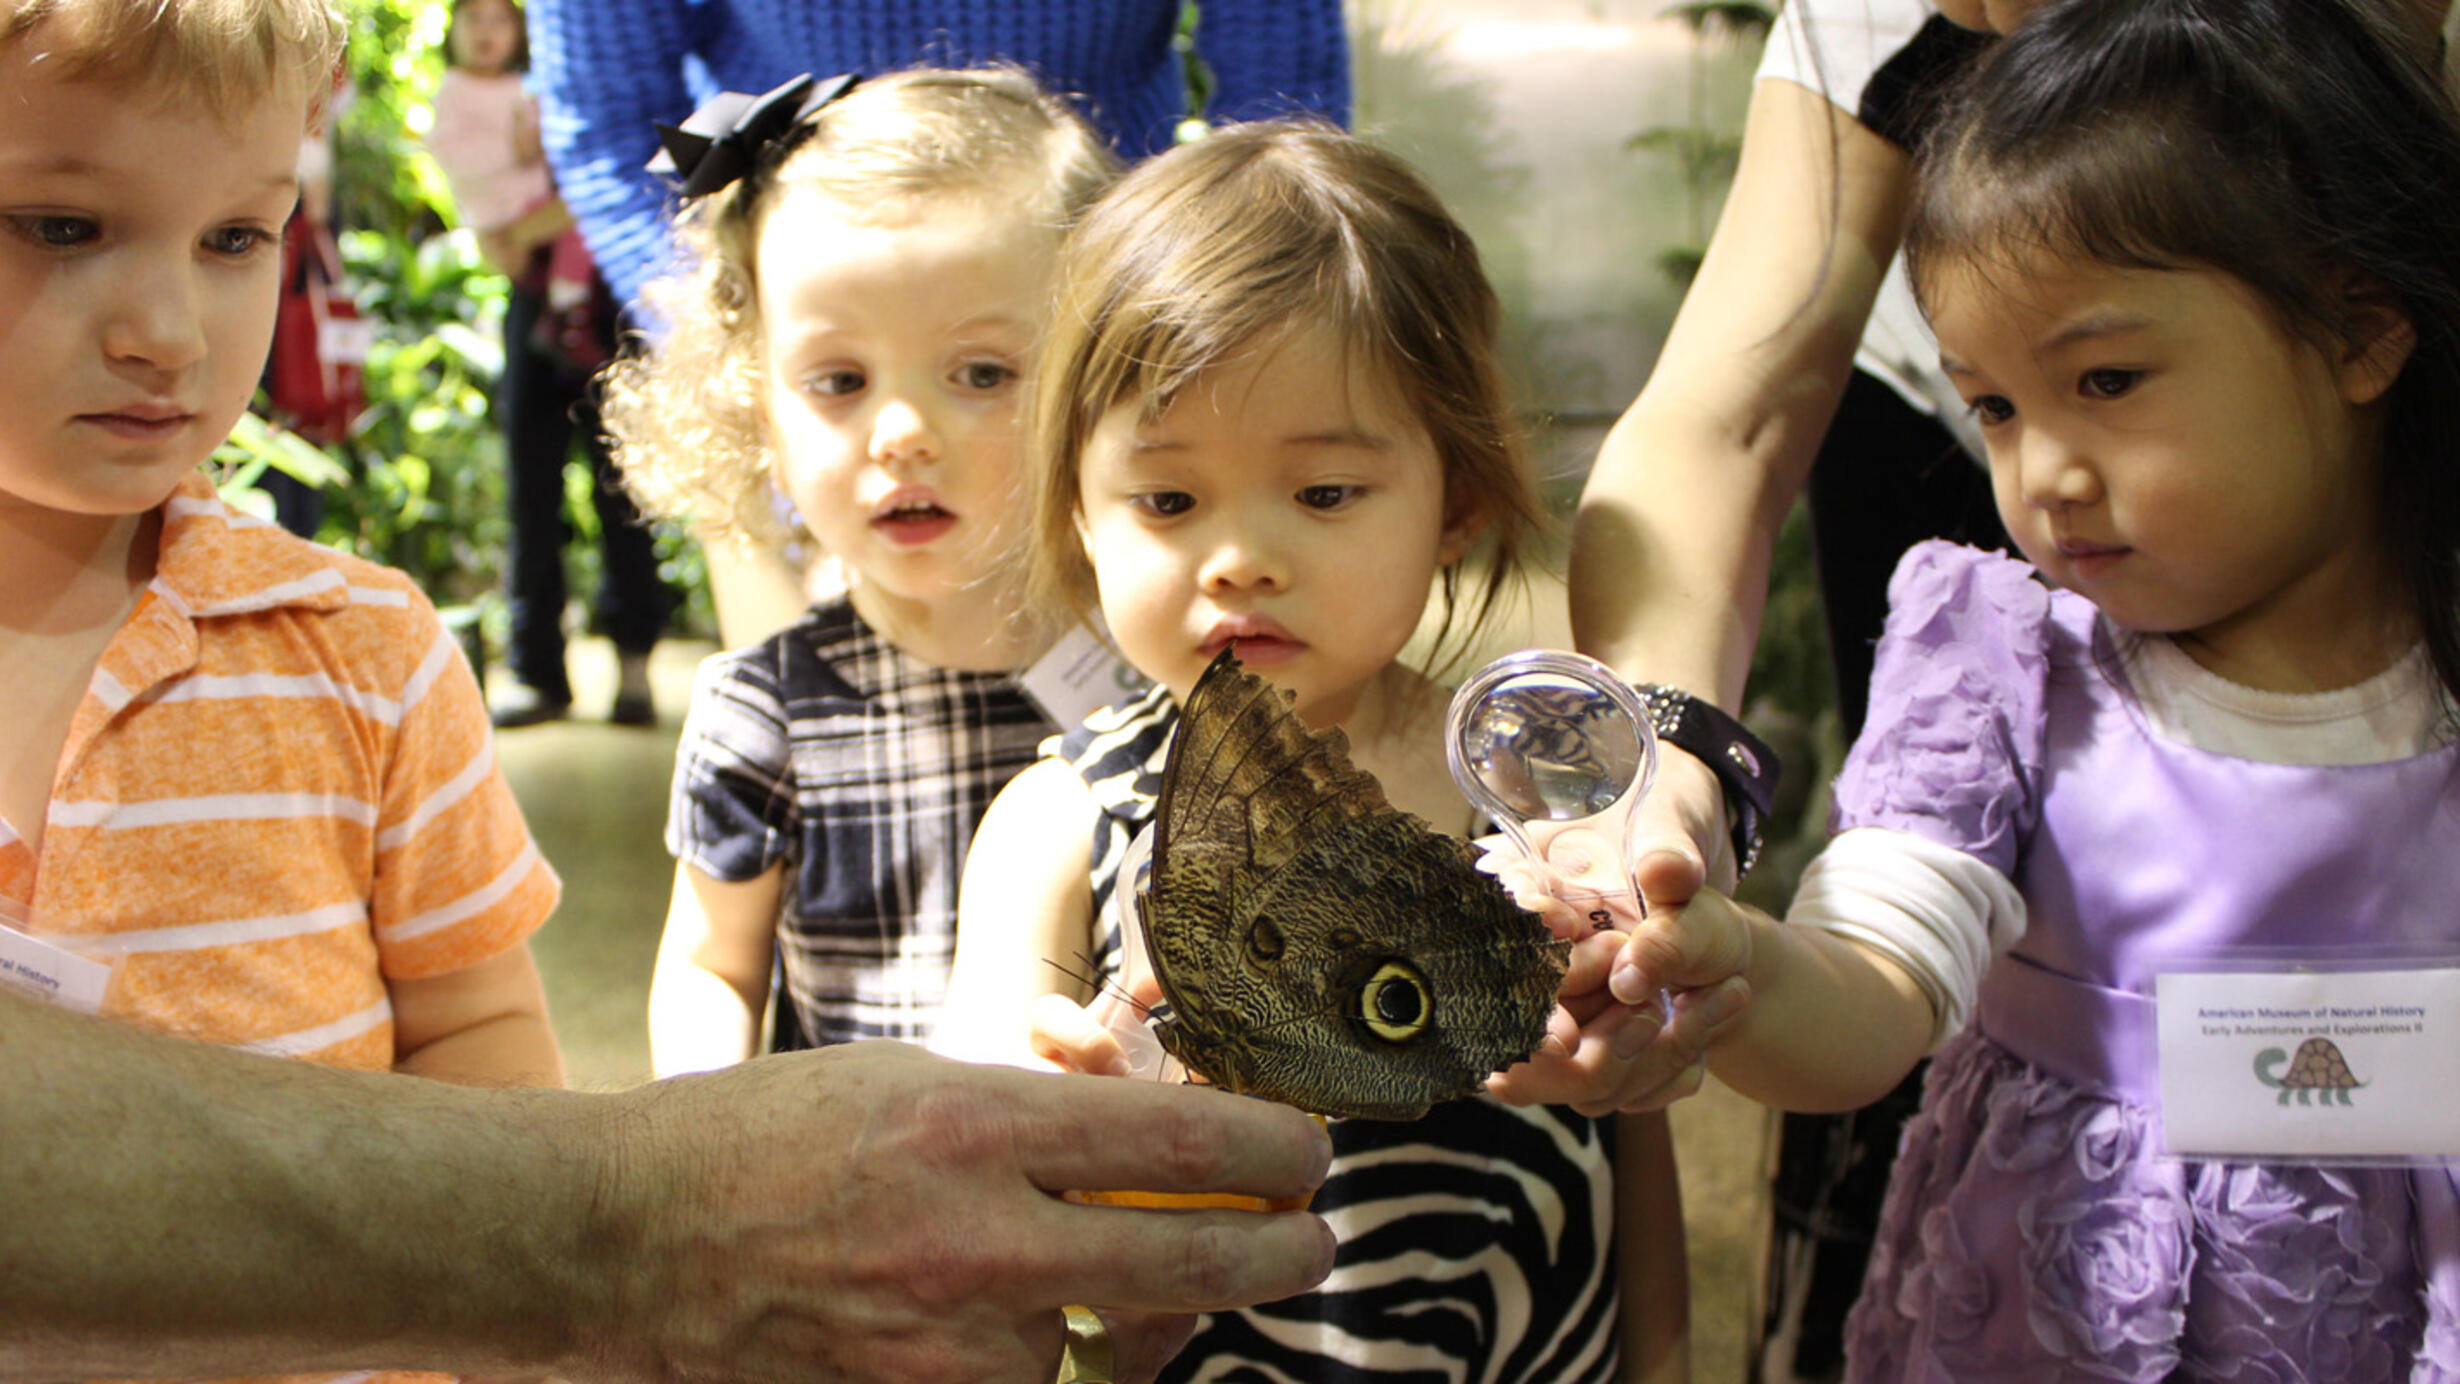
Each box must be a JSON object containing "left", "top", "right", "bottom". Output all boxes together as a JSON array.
[{"left": 0, "top": 471, "right": 559, "bottom": 1071}]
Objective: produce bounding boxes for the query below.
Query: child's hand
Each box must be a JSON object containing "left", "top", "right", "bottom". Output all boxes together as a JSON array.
[
  {"left": 1476, "top": 834, "right": 1752, "bottom": 1115},
  {"left": 1609, "top": 879, "right": 1757, "bottom": 1014},
  {"left": 1028, "top": 992, "right": 1137, "bottom": 1077}
]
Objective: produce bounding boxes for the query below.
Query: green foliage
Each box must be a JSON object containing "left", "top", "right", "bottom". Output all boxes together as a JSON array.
[
  {"left": 321, "top": 227, "right": 510, "bottom": 607},
  {"left": 214, "top": 0, "right": 711, "bottom": 645},
  {"left": 215, "top": 0, "right": 505, "bottom": 599},
  {"left": 1175, "top": 0, "right": 1215, "bottom": 135},
  {"left": 1747, "top": 498, "right": 1834, "bottom": 725},
  {"left": 1621, "top": 126, "right": 1742, "bottom": 194},
  {"left": 1627, "top": 1, "right": 1775, "bottom": 286},
  {"left": 1660, "top": 1, "right": 1783, "bottom": 41},
  {"left": 1653, "top": 245, "right": 1708, "bottom": 291},
  {"left": 333, "top": 0, "right": 457, "bottom": 246}
]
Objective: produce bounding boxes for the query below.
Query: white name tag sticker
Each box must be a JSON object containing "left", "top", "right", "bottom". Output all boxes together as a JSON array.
[
  {"left": 317, "top": 314, "right": 375, "bottom": 366},
  {"left": 1019, "top": 624, "right": 1148, "bottom": 729},
  {"left": 2156, "top": 968, "right": 2460, "bottom": 1160},
  {"left": 0, "top": 921, "right": 111, "bottom": 1015}
]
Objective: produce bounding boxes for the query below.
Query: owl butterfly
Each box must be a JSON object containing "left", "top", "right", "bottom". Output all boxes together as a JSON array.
[{"left": 1136, "top": 649, "right": 1568, "bottom": 1120}]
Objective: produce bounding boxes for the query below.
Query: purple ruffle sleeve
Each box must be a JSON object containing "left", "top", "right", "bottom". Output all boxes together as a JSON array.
[{"left": 1830, "top": 541, "right": 2052, "bottom": 878}]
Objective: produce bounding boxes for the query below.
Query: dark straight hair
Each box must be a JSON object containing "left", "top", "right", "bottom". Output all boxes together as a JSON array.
[{"left": 1905, "top": 0, "right": 2460, "bottom": 709}]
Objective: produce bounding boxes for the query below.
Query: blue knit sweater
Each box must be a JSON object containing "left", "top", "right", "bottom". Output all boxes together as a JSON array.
[{"left": 528, "top": 0, "right": 1350, "bottom": 304}]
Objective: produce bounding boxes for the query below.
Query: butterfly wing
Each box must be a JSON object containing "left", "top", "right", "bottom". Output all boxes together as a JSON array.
[{"left": 1139, "top": 650, "right": 1566, "bottom": 1120}]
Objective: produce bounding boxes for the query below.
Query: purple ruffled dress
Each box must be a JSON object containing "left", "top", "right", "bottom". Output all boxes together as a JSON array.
[{"left": 1837, "top": 542, "right": 2460, "bottom": 1383}]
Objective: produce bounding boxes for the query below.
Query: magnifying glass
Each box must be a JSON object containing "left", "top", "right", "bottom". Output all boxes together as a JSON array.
[{"left": 1445, "top": 649, "right": 1658, "bottom": 936}]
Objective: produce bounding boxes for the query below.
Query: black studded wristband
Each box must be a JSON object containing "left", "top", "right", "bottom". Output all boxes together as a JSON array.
[{"left": 1631, "top": 684, "right": 1781, "bottom": 879}]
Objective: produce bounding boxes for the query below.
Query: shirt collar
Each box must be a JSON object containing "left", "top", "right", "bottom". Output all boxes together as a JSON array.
[{"left": 150, "top": 470, "right": 353, "bottom": 620}]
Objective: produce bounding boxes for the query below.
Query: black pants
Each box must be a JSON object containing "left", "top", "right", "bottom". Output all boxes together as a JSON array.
[
  {"left": 498, "top": 280, "right": 665, "bottom": 703},
  {"left": 1806, "top": 370, "right": 2006, "bottom": 737},
  {"left": 1759, "top": 371, "right": 2005, "bottom": 1381}
]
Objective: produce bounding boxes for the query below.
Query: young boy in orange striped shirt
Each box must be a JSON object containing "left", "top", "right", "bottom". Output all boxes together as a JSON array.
[{"left": 0, "top": 0, "right": 563, "bottom": 1105}]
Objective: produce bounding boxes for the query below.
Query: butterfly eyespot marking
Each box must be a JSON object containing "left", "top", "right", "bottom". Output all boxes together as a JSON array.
[
  {"left": 1247, "top": 918, "right": 1286, "bottom": 962},
  {"left": 1358, "top": 960, "right": 1431, "bottom": 1043}
]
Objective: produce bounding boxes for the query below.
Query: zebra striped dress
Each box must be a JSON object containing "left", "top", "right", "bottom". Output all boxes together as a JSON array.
[{"left": 1062, "top": 685, "right": 1624, "bottom": 1383}]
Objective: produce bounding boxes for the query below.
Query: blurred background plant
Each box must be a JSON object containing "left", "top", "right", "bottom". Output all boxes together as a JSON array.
[
  {"left": 1623, "top": 2, "right": 1776, "bottom": 289},
  {"left": 213, "top": 0, "right": 711, "bottom": 667},
  {"left": 1615, "top": 0, "right": 1838, "bottom": 906}
]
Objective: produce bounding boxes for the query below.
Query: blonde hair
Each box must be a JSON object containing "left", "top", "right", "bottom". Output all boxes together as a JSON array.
[
  {"left": 602, "top": 65, "right": 1120, "bottom": 547},
  {"left": 0, "top": 0, "right": 342, "bottom": 122},
  {"left": 1029, "top": 120, "right": 1547, "bottom": 678}
]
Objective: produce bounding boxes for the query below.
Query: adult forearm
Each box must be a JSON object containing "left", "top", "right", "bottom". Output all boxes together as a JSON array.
[
  {"left": 4, "top": 997, "right": 1338, "bottom": 1384},
  {"left": 1572, "top": 76, "right": 1909, "bottom": 709},
  {"left": 0, "top": 994, "right": 608, "bottom": 1381},
  {"left": 1571, "top": 392, "right": 1820, "bottom": 707}
]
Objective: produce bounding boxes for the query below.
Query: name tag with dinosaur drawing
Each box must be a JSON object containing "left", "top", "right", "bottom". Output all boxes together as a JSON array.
[{"left": 2156, "top": 966, "right": 2460, "bottom": 1162}]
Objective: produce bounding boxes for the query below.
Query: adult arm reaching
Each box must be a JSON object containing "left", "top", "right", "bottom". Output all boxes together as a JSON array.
[
  {"left": 0, "top": 989, "right": 1334, "bottom": 1384},
  {"left": 1575, "top": 70, "right": 1915, "bottom": 905}
]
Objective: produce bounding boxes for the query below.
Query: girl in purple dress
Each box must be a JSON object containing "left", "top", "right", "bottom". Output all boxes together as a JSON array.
[{"left": 1602, "top": 1, "right": 2460, "bottom": 1377}]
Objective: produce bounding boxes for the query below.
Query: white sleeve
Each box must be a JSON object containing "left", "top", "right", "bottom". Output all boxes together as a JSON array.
[
  {"left": 1783, "top": 826, "right": 2025, "bottom": 1048},
  {"left": 1756, "top": 0, "right": 1939, "bottom": 110}
]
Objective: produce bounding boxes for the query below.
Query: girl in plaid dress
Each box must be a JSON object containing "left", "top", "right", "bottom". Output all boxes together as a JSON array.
[{"left": 601, "top": 68, "right": 1116, "bottom": 1070}]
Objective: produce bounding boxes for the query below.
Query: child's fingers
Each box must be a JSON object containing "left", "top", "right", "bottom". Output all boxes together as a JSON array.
[
  {"left": 1557, "top": 928, "right": 1627, "bottom": 1002},
  {"left": 1488, "top": 999, "right": 1711, "bottom": 1115},
  {"left": 1028, "top": 993, "right": 1131, "bottom": 1078},
  {"left": 1667, "top": 976, "right": 1751, "bottom": 1053},
  {"left": 1557, "top": 978, "right": 1751, "bottom": 1116},
  {"left": 1608, "top": 891, "right": 1753, "bottom": 1007}
]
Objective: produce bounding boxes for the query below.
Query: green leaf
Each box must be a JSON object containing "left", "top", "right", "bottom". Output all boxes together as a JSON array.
[
  {"left": 433, "top": 321, "right": 505, "bottom": 378},
  {"left": 225, "top": 410, "right": 352, "bottom": 487}
]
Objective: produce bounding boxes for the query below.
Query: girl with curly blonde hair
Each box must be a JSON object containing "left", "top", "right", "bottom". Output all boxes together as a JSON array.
[{"left": 602, "top": 66, "right": 1117, "bottom": 1067}]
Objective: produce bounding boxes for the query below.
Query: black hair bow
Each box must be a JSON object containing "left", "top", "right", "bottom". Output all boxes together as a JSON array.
[{"left": 648, "top": 72, "right": 859, "bottom": 199}]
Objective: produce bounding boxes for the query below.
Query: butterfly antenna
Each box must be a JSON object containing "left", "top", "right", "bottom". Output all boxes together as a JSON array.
[
  {"left": 1041, "top": 955, "right": 1102, "bottom": 990},
  {"left": 1039, "top": 954, "right": 1156, "bottom": 1019}
]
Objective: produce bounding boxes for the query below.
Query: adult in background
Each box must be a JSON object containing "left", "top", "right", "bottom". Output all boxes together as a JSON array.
[
  {"left": 527, "top": 0, "right": 1349, "bottom": 309},
  {"left": 428, "top": 0, "right": 669, "bottom": 728}
]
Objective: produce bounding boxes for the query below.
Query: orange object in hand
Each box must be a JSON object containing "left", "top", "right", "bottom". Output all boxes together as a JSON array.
[{"left": 1072, "top": 1113, "right": 1326, "bottom": 1211}]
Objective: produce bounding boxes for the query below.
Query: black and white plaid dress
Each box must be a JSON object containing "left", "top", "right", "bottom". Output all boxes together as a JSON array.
[
  {"left": 665, "top": 597, "right": 1055, "bottom": 1046},
  {"left": 1066, "top": 685, "right": 1625, "bottom": 1384}
]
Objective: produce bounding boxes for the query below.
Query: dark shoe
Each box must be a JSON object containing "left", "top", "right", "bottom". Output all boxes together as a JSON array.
[
  {"left": 609, "top": 650, "right": 656, "bottom": 726},
  {"left": 491, "top": 685, "right": 572, "bottom": 729}
]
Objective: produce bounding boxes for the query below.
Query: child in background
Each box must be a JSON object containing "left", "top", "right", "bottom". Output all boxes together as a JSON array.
[
  {"left": 0, "top": 0, "right": 561, "bottom": 1138},
  {"left": 932, "top": 121, "right": 1682, "bottom": 1383},
  {"left": 426, "top": 0, "right": 664, "bottom": 729},
  {"left": 602, "top": 68, "right": 1117, "bottom": 1069},
  {"left": 1610, "top": 1, "right": 2460, "bottom": 1378},
  {"left": 426, "top": 0, "right": 569, "bottom": 285}
]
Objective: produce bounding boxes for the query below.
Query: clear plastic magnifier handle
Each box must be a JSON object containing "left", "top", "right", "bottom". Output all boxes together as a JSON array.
[
  {"left": 1098, "top": 826, "right": 1189, "bottom": 1085},
  {"left": 1447, "top": 649, "right": 1660, "bottom": 931}
]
